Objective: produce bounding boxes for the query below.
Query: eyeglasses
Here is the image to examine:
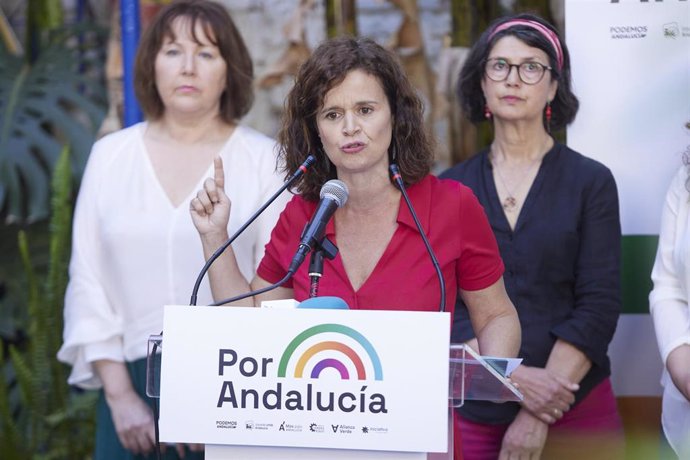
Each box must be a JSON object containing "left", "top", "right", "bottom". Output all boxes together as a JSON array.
[{"left": 484, "top": 58, "right": 552, "bottom": 85}]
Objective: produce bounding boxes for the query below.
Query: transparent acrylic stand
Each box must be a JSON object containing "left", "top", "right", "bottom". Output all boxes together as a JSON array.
[
  {"left": 146, "top": 334, "right": 163, "bottom": 398},
  {"left": 147, "top": 335, "right": 521, "bottom": 460},
  {"left": 147, "top": 337, "right": 521, "bottom": 405},
  {"left": 448, "top": 343, "right": 522, "bottom": 408}
]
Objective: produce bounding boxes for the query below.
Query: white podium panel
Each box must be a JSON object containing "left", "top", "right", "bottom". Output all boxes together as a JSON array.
[
  {"left": 205, "top": 445, "right": 426, "bottom": 459},
  {"left": 203, "top": 407, "right": 455, "bottom": 459},
  {"left": 159, "top": 306, "right": 450, "bottom": 454}
]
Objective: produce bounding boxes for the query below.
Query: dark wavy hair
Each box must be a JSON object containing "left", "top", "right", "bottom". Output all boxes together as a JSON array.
[
  {"left": 278, "top": 36, "right": 434, "bottom": 201},
  {"left": 134, "top": 0, "right": 253, "bottom": 122},
  {"left": 457, "top": 13, "right": 579, "bottom": 131}
]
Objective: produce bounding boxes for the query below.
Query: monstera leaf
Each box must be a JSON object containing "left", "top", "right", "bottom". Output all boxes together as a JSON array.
[{"left": 0, "top": 26, "right": 107, "bottom": 223}]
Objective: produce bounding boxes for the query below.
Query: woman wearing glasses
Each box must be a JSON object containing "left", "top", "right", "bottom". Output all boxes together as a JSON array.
[{"left": 441, "top": 14, "right": 624, "bottom": 459}]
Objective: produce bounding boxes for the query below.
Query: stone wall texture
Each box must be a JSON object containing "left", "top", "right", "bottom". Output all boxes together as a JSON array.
[{"left": 220, "top": 0, "right": 451, "bottom": 137}]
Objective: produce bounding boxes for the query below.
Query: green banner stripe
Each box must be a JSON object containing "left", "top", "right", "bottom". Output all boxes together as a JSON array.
[{"left": 621, "top": 235, "right": 658, "bottom": 314}]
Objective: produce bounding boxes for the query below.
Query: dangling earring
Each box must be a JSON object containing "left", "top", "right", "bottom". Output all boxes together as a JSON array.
[
  {"left": 545, "top": 101, "right": 552, "bottom": 133},
  {"left": 484, "top": 104, "right": 492, "bottom": 120}
]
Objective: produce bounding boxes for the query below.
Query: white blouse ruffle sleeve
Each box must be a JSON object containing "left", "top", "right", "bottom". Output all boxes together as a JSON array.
[
  {"left": 57, "top": 123, "right": 289, "bottom": 389},
  {"left": 649, "top": 165, "right": 690, "bottom": 457}
]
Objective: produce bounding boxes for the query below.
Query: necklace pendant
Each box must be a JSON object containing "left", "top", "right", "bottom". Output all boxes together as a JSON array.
[{"left": 503, "top": 196, "right": 517, "bottom": 212}]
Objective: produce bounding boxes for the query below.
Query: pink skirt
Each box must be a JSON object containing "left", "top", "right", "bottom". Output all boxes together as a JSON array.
[{"left": 456, "top": 378, "right": 625, "bottom": 460}]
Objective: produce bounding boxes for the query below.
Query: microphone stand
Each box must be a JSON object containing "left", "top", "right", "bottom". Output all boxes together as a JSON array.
[
  {"left": 308, "top": 237, "right": 338, "bottom": 298},
  {"left": 389, "top": 164, "right": 446, "bottom": 313},
  {"left": 308, "top": 250, "right": 323, "bottom": 298}
]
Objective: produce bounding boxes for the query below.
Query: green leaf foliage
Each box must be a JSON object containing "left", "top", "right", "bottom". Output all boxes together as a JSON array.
[
  {"left": 0, "top": 147, "right": 96, "bottom": 459},
  {"left": 0, "top": 347, "right": 24, "bottom": 459},
  {"left": 26, "top": 0, "right": 65, "bottom": 60},
  {"left": 0, "top": 24, "right": 107, "bottom": 223}
]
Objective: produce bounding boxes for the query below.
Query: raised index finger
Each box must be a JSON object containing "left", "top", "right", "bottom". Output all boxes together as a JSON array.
[{"left": 214, "top": 156, "right": 225, "bottom": 190}]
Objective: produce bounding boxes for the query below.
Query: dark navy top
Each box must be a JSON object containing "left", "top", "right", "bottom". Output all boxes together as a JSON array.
[{"left": 440, "top": 142, "right": 622, "bottom": 424}]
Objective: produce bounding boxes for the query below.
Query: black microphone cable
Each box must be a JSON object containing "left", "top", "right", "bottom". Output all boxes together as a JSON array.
[
  {"left": 210, "top": 271, "right": 294, "bottom": 306},
  {"left": 189, "top": 155, "right": 315, "bottom": 306},
  {"left": 153, "top": 398, "right": 162, "bottom": 460},
  {"left": 389, "top": 164, "right": 446, "bottom": 313}
]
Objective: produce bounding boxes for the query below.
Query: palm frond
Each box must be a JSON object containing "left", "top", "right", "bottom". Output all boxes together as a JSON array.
[{"left": 0, "top": 24, "right": 107, "bottom": 223}]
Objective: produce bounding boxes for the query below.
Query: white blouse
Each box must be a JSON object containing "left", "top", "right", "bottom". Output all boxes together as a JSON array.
[
  {"left": 649, "top": 166, "right": 690, "bottom": 457},
  {"left": 57, "top": 123, "right": 290, "bottom": 389}
]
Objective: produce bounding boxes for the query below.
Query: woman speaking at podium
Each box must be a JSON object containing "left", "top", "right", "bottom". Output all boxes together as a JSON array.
[{"left": 191, "top": 36, "right": 521, "bottom": 458}]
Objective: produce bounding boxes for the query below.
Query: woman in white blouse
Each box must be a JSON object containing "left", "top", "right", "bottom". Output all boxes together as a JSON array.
[
  {"left": 649, "top": 143, "right": 690, "bottom": 458},
  {"left": 57, "top": 2, "right": 288, "bottom": 459}
]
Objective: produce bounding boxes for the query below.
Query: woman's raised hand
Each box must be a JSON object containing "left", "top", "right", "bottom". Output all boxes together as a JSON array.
[{"left": 190, "top": 156, "right": 231, "bottom": 239}]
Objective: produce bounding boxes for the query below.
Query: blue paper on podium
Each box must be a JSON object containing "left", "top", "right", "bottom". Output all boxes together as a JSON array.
[{"left": 482, "top": 356, "right": 522, "bottom": 377}]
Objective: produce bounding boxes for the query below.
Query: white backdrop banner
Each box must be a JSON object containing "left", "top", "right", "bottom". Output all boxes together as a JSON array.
[
  {"left": 566, "top": 0, "right": 690, "bottom": 396},
  {"left": 567, "top": 0, "right": 690, "bottom": 235}
]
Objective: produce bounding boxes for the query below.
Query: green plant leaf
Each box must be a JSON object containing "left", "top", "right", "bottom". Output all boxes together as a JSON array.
[
  {"left": 1, "top": 145, "right": 95, "bottom": 458},
  {"left": 0, "top": 24, "right": 107, "bottom": 223},
  {"left": 8, "top": 345, "right": 39, "bottom": 450},
  {"left": 26, "top": 0, "right": 65, "bottom": 61},
  {"left": 47, "top": 146, "right": 72, "bottom": 406},
  {"left": 0, "top": 347, "right": 26, "bottom": 460}
]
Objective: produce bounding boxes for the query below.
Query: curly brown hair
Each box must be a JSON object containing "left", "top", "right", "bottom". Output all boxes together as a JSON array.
[
  {"left": 278, "top": 36, "right": 434, "bottom": 201},
  {"left": 134, "top": 0, "right": 253, "bottom": 122}
]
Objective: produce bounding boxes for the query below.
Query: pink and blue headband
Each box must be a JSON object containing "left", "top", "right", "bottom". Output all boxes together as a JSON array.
[{"left": 488, "top": 19, "right": 564, "bottom": 71}]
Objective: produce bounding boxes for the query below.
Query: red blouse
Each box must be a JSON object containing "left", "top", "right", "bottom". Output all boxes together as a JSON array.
[{"left": 257, "top": 175, "right": 503, "bottom": 312}]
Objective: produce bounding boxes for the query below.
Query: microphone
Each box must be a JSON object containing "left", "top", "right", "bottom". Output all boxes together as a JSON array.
[
  {"left": 211, "top": 179, "right": 348, "bottom": 307},
  {"left": 189, "top": 155, "right": 316, "bottom": 305},
  {"left": 287, "top": 179, "right": 349, "bottom": 274},
  {"left": 389, "top": 164, "right": 446, "bottom": 313}
]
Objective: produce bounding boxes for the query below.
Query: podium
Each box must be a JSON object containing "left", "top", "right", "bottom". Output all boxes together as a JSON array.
[{"left": 148, "top": 305, "right": 521, "bottom": 459}]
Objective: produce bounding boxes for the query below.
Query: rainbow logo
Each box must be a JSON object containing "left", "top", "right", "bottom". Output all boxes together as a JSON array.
[{"left": 277, "top": 324, "right": 383, "bottom": 381}]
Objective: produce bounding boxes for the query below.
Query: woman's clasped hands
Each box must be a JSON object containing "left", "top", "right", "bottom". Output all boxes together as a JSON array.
[{"left": 510, "top": 364, "right": 579, "bottom": 424}]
